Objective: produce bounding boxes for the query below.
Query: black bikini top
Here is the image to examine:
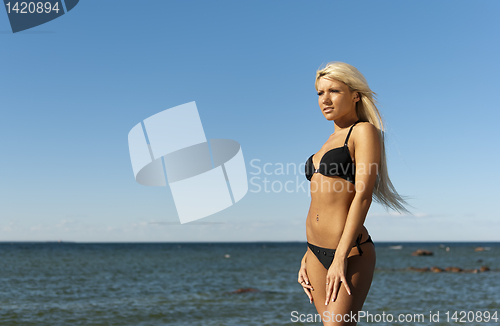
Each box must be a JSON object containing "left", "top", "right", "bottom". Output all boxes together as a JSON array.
[{"left": 305, "top": 121, "right": 360, "bottom": 184}]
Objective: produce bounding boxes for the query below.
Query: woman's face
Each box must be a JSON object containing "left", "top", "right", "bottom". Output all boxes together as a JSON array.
[{"left": 316, "top": 77, "right": 359, "bottom": 121}]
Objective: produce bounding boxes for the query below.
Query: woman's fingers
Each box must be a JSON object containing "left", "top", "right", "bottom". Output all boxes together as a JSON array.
[
  {"left": 324, "top": 259, "right": 351, "bottom": 304},
  {"left": 324, "top": 279, "right": 333, "bottom": 305},
  {"left": 298, "top": 276, "right": 314, "bottom": 290},
  {"left": 342, "top": 276, "right": 352, "bottom": 296},
  {"left": 298, "top": 269, "right": 314, "bottom": 303},
  {"left": 303, "top": 286, "right": 314, "bottom": 303},
  {"left": 327, "top": 278, "right": 352, "bottom": 303},
  {"left": 298, "top": 274, "right": 309, "bottom": 285},
  {"left": 302, "top": 283, "right": 314, "bottom": 290},
  {"left": 302, "top": 273, "right": 311, "bottom": 286},
  {"left": 331, "top": 278, "right": 341, "bottom": 302},
  {"left": 298, "top": 269, "right": 314, "bottom": 290},
  {"left": 326, "top": 277, "right": 350, "bottom": 303}
]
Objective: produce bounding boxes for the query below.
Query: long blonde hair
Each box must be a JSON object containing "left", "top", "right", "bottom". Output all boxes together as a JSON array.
[{"left": 315, "top": 62, "right": 410, "bottom": 213}]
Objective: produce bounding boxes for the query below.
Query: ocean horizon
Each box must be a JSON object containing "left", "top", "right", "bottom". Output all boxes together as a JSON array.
[{"left": 1, "top": 241, "right": 498, "bottom": 325}]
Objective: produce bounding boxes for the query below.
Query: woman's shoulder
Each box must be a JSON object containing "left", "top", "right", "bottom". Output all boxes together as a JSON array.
[
  {"left": 355, "top": 121, "right": 378, "bottom": 134},
  {"left": 353, "top": 122, "right": 380, "bottom": 143}
]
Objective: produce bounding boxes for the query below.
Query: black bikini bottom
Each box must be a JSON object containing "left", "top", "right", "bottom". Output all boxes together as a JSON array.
[{"left": 307, "top": 234, "right": 374, "bottom": 270}]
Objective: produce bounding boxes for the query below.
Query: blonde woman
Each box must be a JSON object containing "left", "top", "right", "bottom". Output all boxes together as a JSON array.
[{"left": 298, "top": 62, "right": 408, "bottom": 325}]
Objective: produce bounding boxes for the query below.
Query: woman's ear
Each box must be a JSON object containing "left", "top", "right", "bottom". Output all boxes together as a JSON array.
[{"left": 353, "top": 92, "right": 360, "bottom": 103}]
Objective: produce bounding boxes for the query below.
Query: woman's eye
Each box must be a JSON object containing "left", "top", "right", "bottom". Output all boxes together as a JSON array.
[{"left": 317, "top": 92, "right": 323, "bottom": 96}]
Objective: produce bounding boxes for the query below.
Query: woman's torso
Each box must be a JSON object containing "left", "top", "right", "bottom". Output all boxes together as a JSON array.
[{"left": 305, "top": 122, "right": 369, "bottom": 249}]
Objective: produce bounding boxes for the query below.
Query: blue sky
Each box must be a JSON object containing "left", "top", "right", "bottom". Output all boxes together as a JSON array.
[{"left": 1, "top": 0, "right": 499, "bottom": 242}]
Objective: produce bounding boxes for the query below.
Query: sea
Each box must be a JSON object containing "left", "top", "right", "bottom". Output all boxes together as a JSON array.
[{"left": 0, "top": 241, "right": 499, "bottom": 325}]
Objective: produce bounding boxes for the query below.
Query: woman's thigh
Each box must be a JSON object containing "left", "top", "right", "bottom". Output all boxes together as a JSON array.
[{"left": 307, "top": 244, "right": 376, "bottom": 325}]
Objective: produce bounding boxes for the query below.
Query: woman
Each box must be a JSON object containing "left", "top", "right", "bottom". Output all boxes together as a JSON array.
[{"left": 298, "top": 62, "right": 409, "bottom": 325}]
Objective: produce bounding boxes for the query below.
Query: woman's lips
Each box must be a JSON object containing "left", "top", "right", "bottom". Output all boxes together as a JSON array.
[{"left": 323, "top": 107, "right": 333, "bottom": 113}]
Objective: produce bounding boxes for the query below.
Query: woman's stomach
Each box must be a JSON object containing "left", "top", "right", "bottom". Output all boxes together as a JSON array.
[{"left": 306, "top": 175, "right": 367, "bottom": 248}]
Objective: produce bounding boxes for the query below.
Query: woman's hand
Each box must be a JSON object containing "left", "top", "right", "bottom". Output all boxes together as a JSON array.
[
  {"left": 325, "top": 257, "right": 351, "bottom": 305},
  {"left": 298, "top": 261, "right": 314, "bottom": 304}
]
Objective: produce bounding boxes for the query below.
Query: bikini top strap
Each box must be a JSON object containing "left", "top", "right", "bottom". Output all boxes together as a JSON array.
[{"left": 344, "top": 120, "right": 361, "bottom": 146}]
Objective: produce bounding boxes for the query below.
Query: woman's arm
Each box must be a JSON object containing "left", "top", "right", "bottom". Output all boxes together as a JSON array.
[{"left": 324, "top": 122, "right": 381, "bottom": 304}]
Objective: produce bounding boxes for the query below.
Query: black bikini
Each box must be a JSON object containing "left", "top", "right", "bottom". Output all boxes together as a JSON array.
[
  {"left": 305, "top": 120, "right": 374, "bottom": 270},
  {"left": 307, "top": 235, "right": 374, "bottom": 270},
  {"left": 305, "top": 120, "right": 360, "bottom": 184}
]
